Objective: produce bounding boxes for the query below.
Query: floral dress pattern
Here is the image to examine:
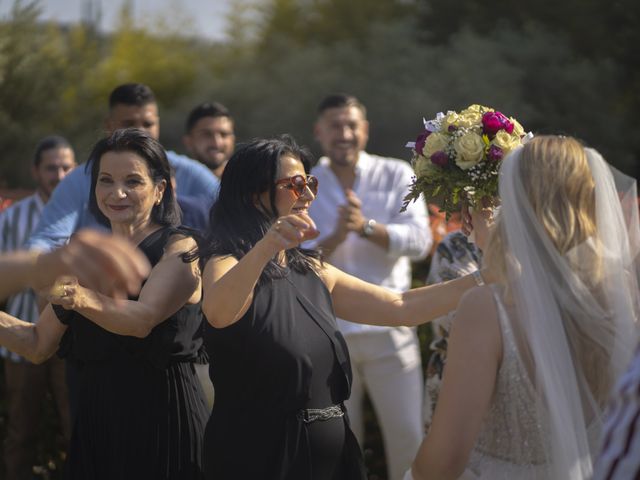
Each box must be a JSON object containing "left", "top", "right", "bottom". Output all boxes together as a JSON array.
[{"left": 423, "top": 230, "right": 481, "bottom": 429}]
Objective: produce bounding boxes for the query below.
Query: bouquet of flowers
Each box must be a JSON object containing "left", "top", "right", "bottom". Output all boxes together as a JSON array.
[{"left": 403, "top": 104, "right": 531, "bottom": 217}]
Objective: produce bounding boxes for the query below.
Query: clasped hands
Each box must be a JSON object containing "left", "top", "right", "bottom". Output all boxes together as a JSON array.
[{"left": 335, "top": 189, "right": 367, "bottom": 240}]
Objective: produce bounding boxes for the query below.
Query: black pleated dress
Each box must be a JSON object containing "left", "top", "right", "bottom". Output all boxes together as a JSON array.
[
  {"left": 55, "top": 227, "right": 209, "bottom": 480},
  {"left": 203, "top": 267, "right": 367, "bottom": 480}
]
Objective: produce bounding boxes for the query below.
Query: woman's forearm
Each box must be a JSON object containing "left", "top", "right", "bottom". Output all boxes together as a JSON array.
[
  {"left": 0, "top": 311, "right": 41, "bottom": 362},
  {"left": 0, "top": 307, "right": 64, "bottom": 364},
  {"left": 331, "top": 266, "right": 487, "bottom": 328},
  {"left": 0, "top": 250, "right": 40, "bottom": 301},
  {"left": 72, "top": 290, "right": 159, "bottom": 338},
  {"left": 400, "top": 272, "right": 480, "bottom": 326}
]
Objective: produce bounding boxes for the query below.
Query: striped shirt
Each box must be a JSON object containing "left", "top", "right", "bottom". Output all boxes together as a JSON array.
[
  {"left": 593, "top": 345, "right": 640, "bottom": 480},
  {"left": 0, "top": 193, "right": 44, "bottom": 361}
]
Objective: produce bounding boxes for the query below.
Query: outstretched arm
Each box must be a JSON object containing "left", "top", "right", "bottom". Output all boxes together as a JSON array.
[
  {"left": 0, "top": 230, "right": 150, "bottom": 301},
  {"left": 51, "top": 234, "right": 198, "bottom": 338},
  {"left": 0, "top": 304, "right": 67, "bottom": 364},
  {"left": 321, "top": 262, "right": 487, "bottom": 326},
  {"left": 410, "top": 286, "right": 501, "bottom": 480}
]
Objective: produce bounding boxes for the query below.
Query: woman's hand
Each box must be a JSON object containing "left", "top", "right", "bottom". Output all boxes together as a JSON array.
[
  {"left": 260, "top": 213, "right": 319, "bottom": 255},
  {"left": 461, "top": 198, "right": 498, "bottom": 252},
  {"left": 48, "top": 276, "right": 97, "bottom": 311},
  {"left": 469, "top": 207, "right": 494, "bottom": 253},
  {"left": 37, "top": 230, "right": 151, "bottom": 299}
]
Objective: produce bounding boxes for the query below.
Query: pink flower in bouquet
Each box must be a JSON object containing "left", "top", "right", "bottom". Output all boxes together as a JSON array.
[
  {"left": 415, "top": 131, "right": 430, "bottom": 156},
  {"left": 430, "top": 151, "right": 449, "bottom": 167},
  {"left": 487, "top": 145, "right": 504, "bottom": 162},
  {"left": 482, "top": 111, "right": 514, "bottom": 137}
]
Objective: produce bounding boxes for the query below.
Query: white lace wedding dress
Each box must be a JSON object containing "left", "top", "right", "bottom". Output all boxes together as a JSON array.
[
  {"left": 462, "top": 288, "right": 550, "bottom": 479},
  {"left": 405, "top": 286, "right": 599, "bottom": 480},
  {"left": 462, "top": 287, "right": 603, "bottom": 479}
]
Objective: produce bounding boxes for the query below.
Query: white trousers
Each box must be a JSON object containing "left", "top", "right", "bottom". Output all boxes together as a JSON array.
[{"left": 344, "top": 327, "right": 424, "bottom": 480}]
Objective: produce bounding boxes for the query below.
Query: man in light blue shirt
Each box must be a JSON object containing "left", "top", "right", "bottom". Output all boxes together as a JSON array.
[{"left": 27, "top": 83, "right": 220, "bottom": 251}]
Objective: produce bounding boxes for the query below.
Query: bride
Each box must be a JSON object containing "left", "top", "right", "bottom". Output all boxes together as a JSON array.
[{"left": 407, "top": 136, "right": 640, "bottom": 479}]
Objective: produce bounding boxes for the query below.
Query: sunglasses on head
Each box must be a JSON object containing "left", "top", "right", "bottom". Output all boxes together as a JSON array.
[{"left": 275, "top": 174, "right": 319, "bottom": 198}]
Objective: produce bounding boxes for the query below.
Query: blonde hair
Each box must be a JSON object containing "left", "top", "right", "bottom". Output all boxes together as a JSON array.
[
  {"left": 485, "top": 135, "right": 612, "bottom": 404},
  {"left": 485, "top": 136, "right": 597, "bottom": 280}
]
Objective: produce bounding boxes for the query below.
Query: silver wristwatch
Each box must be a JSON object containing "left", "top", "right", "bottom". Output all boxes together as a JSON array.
[{"left": 361, "top": 218, "right": 377, "bottom": 237}]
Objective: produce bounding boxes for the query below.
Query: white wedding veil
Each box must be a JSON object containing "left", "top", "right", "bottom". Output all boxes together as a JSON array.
[{"left": 493, "top": 138, "right": 640, "bottom": 479}]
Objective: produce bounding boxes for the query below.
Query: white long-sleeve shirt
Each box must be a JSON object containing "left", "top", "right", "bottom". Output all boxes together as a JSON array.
[{"left": 306, "top": 151, "right": 431, "bottom": 335}]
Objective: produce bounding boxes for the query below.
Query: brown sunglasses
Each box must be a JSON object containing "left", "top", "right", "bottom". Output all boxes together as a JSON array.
[{"left": 275, "top": 174, "right": 319, "bottom": 198}]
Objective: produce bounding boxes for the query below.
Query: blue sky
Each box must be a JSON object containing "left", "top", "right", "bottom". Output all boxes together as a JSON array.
[{"left": 0, "top": 0, "right": 232, "bottom": 40}]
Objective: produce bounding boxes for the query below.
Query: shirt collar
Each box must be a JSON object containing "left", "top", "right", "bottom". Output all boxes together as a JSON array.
[{"left": 318, "top": 150, "right": 371, "bottom": 174}]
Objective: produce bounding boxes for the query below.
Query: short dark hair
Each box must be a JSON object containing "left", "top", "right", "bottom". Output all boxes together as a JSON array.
[
  {"left": 88, "top": 129, "right": 181, "bottom": 228},
  {"left": 317, "top": 93, "right": 367, "bottom": 117},
  {"left": 185, "top": 102, "right": 232, "bottom": 133},
  {"left": 108, "top": 83, "right": 156, "bottom": 110},
  {"left": 33, "top": 135, "right": 72, "bottom": 167},
  {"left": 197, "top": 135, "right": 320, "bottom": 283}
]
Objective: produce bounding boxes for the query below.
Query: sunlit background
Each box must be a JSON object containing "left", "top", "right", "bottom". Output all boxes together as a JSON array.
[
  {"left": 0, "top": 0, "right": 232, "bottom": 40},
  {"left": 1, "top": 0, "right": 638, "bottom": 191}
]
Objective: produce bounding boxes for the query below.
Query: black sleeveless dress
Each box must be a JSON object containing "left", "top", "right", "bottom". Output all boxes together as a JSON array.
[
  {"left": 203, "top": 268, "right": 367, "bottom": 480},
  {"left": 55, "top": 227, "right": 209, "bottom": 480}
]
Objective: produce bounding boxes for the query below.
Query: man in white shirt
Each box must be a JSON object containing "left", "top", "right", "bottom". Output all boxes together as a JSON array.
[
  {"left": 306, "top": 93, "right": 431, "bottom": 480},
  {"left": 0, "top": 136, "right": 76, "bottom": 479}
]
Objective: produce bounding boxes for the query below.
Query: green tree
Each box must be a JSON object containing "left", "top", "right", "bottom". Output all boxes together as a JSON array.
[
  {"left": 419, "top": 0, "right": 640, "bottom": 177},
  {"left": 0, "top": 1, "right": 71, "bottom": 187}
]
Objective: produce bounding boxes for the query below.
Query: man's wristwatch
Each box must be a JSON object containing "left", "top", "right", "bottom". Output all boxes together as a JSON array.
[{"left": 361, "top": 218, "right": 377, "bottom": 237}]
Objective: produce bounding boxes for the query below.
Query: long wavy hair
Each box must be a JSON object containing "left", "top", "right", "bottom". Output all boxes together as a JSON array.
[
  {"left": 485, "top": 135, "right": 614, "bottom": 404},
  {"left": 485, "top": 136, "right": 598, "bottom": 283},
  {"left": 196, "top": 135, "right": 321, "bottom": 284}
]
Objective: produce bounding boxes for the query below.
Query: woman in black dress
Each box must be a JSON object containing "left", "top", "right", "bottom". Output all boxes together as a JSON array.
[
  {"left": 199, "top": 136, "right": 488, "bottom": 479},
  {"left": 0, "top": 129, "right": 208, "bottom": 479}
]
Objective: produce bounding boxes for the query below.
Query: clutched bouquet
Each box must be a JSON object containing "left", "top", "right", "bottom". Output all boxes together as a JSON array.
[{"left": 403, "top": 104, "right": 532, "bottom": 217}]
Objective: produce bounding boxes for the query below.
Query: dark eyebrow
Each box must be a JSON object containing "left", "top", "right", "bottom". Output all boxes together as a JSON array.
[{"left": 126, "top": 173, "right": 146, "bottom": 179}]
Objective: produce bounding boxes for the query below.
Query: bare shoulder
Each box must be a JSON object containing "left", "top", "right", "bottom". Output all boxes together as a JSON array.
[
  {"left": 164, "top": 232, "right": 197, "bottom": 256},
  {"left": 453, "top": 285, "right": 502, "bottom": 358},
  {"left": 310, "top": 258, "right": 338, "bottom": 291},
  {"left": 458, "top": 285, "right": 497, "bottom": 312},
  {"left": 203, "top": 254, "right": 238, "bottom": 281},
  {"left": 206, "top": 254, "right": 237, "bottom": 268}
]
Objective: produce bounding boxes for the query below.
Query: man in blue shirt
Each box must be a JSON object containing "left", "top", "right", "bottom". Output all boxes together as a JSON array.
[
  {"left": 176, "top": 101, "right": 236, "bottom": 231},
  {"left": 27, "top": 83, "right": 220, "bottom": 251}
]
